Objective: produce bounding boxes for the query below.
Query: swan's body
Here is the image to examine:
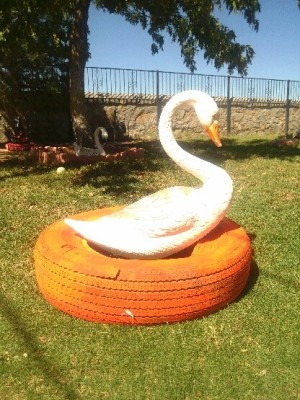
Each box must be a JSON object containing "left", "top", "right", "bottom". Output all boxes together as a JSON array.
[
  {"left": 73, "top": 127, "right": 108, "bottom": 156},
  {"left": 65, "top": 91, "right": 233, "bottom": 259}
]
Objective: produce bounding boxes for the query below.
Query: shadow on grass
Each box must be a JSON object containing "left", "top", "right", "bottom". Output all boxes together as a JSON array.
[
  {"left": 0, "top": 143, "right": 162, "bottom": 189},
  {"left": 1, "top": 137, "right": 298, "bottom": 189},
  {"left": 0, "top": 290, "right": 81, "bottom": 400},
  {"left": 241, "top": 259, "right": 259, "bottom": 298},
  {"left": 0, "top": 157, "right": 51, "bottom": 182},
  {"left": 74, "top": 137, "right": 299, "bottom": 192},
  {"left": 72, "top": 137, "right": 299, "bottom": 193},
  {"left": 180, "top": 136, "right": 300, "bottom": 163},
  {"left": 68, "top": 150, "right": 163, "bottom": 197}
]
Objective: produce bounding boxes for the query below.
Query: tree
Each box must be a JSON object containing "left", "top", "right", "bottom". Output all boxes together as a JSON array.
[
  {"left": 1, "top": 0, "right": 262, "bottom": 145},
  {"left": 70, "top": 0, "right": 261, "bottom": 145},
  {"left": 69, "top": 0, "right": 93, "bottom": 146},
  {"left": 96, "top": 0, "right": 260, "bottom": 74},
  {"left": 0, "top": 0, "right": 72, "bottom": 141}
]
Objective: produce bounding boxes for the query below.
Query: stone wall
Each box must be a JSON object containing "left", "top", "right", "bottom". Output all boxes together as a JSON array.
[
  {"left": 87, "top": 96, "right": 300, "bottom": 140},
  {"left": 1, "top": 95, "right": 299, "bottom": 143},
  {"left": 229, "top": 102, "right": 300, "bottom": 135}
]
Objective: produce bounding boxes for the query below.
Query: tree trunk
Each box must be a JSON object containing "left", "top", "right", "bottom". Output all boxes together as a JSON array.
[{"left": 69, "top": 0, "right": 93, "bottom": 147}]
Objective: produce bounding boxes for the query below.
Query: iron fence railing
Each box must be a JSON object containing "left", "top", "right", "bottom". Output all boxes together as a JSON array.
[
  {"left": 85, "top": 67, "right": 300, "bottom": 134},
  {"left": 85, "top": 66, "right": 300, "bottom": 102},
  {"left": 85, "top": 67, "right": 157, "bottom": 97}
]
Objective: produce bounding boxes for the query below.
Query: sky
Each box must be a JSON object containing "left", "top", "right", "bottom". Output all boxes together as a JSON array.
[{"left": 86, "top": 0, "right": 300, "bottom": 81}]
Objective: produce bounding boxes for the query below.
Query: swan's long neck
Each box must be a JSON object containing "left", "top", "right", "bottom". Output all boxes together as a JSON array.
[
  {"left": 158, "top": 92, "right": 233, "bottom": 200},
  {"left": 94, "top": 128, "right": 106, "bottom": 155}
]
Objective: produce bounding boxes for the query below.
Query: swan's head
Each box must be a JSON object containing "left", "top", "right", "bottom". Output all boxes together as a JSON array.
[
  {"left": 159, "top": 90, "right": 222, "bottom": 148},
  {"left": 192, "top": 95, "right": 221, "bottom": 147}
]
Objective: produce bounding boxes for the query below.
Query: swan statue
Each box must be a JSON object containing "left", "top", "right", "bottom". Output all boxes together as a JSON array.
[
  {"left": 73, "top": 127, "right": 108, "bottom": 156},
  {"left": 65, "top": 90, "right": 233, "bottom": 259}
]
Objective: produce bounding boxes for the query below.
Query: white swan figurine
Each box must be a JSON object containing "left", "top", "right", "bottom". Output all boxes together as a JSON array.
[
  {"left": 73, "top": 127, "right": 108, "bottom": 156},
  {"left": 65, "top": 90, "right": 233, "bottom": 259}
]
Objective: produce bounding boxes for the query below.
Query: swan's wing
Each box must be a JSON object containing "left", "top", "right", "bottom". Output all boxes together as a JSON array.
[
  {"left": 64, "top": 185, "right": 220, "bottom": 258},
  {"left": 99, "top": 186, "right": 198, "bottom": 238},
  {"left": 64, "top": 186, "right": 204, "bottom": 253}
]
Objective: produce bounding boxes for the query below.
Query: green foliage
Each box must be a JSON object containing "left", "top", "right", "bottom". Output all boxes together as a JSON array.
[
  {"left": 0, "top": 135, "right": 299, "bottom": 399},
  {"left": 1, "top": 0, "right": 263, "bottom": 144},
  {"left": 0, "top": 0, "right": 72, "bottom": 140},
  {"left": 0, "top": 0, "right": 71, "bottom": 87},
  {"left": 96, "top": 0, "right": 261, "bottom": 74}
]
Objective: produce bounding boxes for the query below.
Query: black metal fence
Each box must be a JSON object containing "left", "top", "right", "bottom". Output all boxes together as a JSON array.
[
  {"left": 85, "top": 67, "right": 300, "bottom": 134},
  {"left": 85, "top": 66, "right": 300, "bottom": 102}
]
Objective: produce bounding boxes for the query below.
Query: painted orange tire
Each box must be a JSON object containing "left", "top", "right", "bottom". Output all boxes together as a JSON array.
[{"left": 34, "top": 206, "right": 252, "bottom": 325}]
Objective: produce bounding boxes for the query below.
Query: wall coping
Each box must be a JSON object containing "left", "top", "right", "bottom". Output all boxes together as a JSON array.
[{"left": 85, "top": 92, "right": 300, "bottom": 108}]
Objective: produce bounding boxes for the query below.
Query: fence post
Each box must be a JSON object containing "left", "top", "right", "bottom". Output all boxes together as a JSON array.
[
  {"left": 156, "top": 70, "right": 161, "bottom": 128},
  {"left": 226, "top": 76, "right": 231, "bottom": 135},
  {"left": 285, "top": 80, "right": 290, "bottom": 136}
]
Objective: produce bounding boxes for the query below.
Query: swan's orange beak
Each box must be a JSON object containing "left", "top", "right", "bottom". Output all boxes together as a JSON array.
[{"left": 205, "top": 121, "right": 222, "bottom": 147}]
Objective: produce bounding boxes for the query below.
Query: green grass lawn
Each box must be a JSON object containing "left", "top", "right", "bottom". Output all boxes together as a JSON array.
[{"left": 0, "top": 135, "right": 299, "bottom": 400}]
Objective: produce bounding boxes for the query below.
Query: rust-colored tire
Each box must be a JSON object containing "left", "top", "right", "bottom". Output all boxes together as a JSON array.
[{"left": 34, "top": 207, "right": 252, "bottom": 325}]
